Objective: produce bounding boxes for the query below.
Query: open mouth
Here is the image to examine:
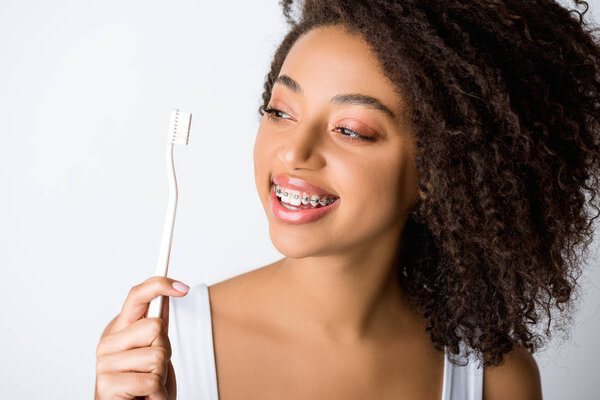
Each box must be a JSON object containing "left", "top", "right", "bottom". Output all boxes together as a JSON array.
[
  {"left": 269, "top": 182, "right": 340, "bottom": 224},
  {"left": 271, "top": 182, "right": 340, "bottom": 210}
]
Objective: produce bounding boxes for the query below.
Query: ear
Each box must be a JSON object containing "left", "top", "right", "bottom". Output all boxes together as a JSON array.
[{"left": 419, "top": 180, "right": 433, "bottom": 200}]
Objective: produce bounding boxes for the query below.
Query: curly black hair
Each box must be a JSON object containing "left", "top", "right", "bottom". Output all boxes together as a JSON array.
[{"left": 257, "top": 0, "right": 600, "bottom": 368}]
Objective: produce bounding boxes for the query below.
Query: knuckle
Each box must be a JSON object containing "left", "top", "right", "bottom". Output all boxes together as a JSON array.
[
  {"left": 156, "top": 386, "right": 168, "bottom": 400},
  {"left": 152, "top": 346, "right": 168, "bottom": 365},
  {"left": 149, "top": 275, "right": 164, "bottom": 286},
  {"left": 96, "top": 373, "right": 111, "bottom": 395},
  {"left": 95, "top": 341, "right": 104, "bottom": 359},
  {"left": 95, "top": 357, "right": 106, "bottom": 375},
  {"left": 95, "top": 337, "right": 111, "bottom": 359},
  {"left": 145, "top": 373, "right": 162, "bottom": 392},
  {"left": 149, "top": 318, "right": 165, "bottom": 337},
  {"left": 128, "top": 284, "right": 140, "bottom": 298},
  {"left": 149, "top": 347, "right": 167, "bottom": 375}
]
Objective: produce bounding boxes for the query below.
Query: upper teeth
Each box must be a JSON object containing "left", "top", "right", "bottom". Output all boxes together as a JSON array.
[{"left": 274, "top": 184, "right": 338, "bottom": 207}]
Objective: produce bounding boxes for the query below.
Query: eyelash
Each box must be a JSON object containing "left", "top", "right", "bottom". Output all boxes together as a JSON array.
[{"left": 263, "top": 106, "right": 374, "bottom": 142}]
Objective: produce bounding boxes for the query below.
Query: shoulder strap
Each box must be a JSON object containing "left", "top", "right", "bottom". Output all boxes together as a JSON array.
[
  {"left": 168, "top": 283, "right": 219, "bottom": 400},
  {"left": 441, "top": 345, "right": 484, "bottom": 400}
]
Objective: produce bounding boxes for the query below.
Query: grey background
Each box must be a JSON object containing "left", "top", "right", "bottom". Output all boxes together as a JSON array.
[{"left": 0, "top": 1, "right": 598, "bottom": 398}]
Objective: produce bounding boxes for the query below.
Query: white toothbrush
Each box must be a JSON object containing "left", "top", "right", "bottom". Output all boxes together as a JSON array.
[{"left": 147, "top": 108, "right": 192, "bottom": 319}]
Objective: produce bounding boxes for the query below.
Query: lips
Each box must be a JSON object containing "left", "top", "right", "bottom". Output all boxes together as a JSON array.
[
  {"left": 270, "top": 184, "right": 340, "bottom": 224},
  {"left": 272, "top": 173, "right": 339, "bottom": 197}
]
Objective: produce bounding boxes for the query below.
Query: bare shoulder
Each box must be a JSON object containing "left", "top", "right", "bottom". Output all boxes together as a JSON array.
[{"left": 483, "top": 343, "right": 543, "bottom": 400}]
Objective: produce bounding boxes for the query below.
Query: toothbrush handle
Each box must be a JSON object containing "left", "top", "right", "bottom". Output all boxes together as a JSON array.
[
  {"left": 147, "top": 292, "right": 164, "bottom": 319},
  {"left": 148, "top": 143, "right": 178, "bottom": 319}
]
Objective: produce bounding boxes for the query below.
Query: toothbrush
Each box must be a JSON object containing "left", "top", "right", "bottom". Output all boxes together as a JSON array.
[{"left": 147, "top": 108, "right": 192, "bottom": 319}]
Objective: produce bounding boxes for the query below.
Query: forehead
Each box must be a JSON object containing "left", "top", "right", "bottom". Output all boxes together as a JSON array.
[{"left": 277, "top": 25, "right": 403, "bottom": 115}]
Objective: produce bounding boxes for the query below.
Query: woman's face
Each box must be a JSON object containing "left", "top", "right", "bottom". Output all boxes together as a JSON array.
[{"left": 253, "top": 25, "right": 419, "bottom": 259}]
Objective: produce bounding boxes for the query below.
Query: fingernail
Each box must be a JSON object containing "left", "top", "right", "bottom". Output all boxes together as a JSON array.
[{"left": 172, "top": 281, "right": 190, "bottom": 293}]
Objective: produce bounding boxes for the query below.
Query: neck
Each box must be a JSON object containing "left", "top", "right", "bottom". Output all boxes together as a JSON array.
[{"left": 268, "top": 225, "right": 418, "bottom": 345}]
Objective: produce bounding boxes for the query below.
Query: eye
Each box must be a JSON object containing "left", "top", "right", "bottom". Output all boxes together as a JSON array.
[
  {"left": 263, "top": 106, "right": 291, "bottom": 122},
  {"left": 263, "top": 106, "right": 375, "bottom": 142},
  {"left": 336, "top": 125, "right": 373, "bottom": 141}
]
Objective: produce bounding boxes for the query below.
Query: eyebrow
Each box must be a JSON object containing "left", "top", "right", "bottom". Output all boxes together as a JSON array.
[{"left": 273, "top": 74, "right": 397, "bottom": 120}]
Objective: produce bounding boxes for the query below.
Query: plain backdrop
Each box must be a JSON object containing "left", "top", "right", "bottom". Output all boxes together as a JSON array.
[{"left": 0, "top": 1, "right": 598, "bottom": 398}]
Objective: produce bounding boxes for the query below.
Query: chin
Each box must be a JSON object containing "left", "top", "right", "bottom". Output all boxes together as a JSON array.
[
  {"left": 268, "top": 224, "right": 348, "bottom": 260},
  {"left": 268, "top": 227, "right": 315, "bottom": 259}
]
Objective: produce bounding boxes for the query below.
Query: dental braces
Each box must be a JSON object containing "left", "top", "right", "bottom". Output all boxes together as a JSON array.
[{"left": 275, "top": 186, "right": 338, "bottom": 206}]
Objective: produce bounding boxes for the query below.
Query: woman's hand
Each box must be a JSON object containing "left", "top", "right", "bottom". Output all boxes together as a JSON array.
[{"left": 95, "top": 276, "right": 190, "bottom": 400}]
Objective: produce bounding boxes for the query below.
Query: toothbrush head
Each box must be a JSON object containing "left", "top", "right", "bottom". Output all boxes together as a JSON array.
[{"left": 168, "top": 109, "right": 192, "bottom": 145}]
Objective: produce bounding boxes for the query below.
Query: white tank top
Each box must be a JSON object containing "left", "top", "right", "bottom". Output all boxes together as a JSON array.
[{"left": 169, "top": 282, "right": 483, "bottom": 400}]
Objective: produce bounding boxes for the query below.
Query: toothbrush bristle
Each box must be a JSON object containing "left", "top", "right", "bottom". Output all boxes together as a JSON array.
[{"left": 168, "top": 109, "right": 192, "bottom": 145}]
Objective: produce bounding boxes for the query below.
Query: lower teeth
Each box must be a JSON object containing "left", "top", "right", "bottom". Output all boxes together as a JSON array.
[
  {"left": 279, "top": 197, "right": 336, "bottom": 210},
  {"left": 281, "top": 202, "right": 299, "bottom": 210}
]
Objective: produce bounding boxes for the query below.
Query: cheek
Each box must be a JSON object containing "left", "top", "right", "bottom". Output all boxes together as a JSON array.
[
  {"left": 349, "top": 172, "right": 399, "bottom": 211},
  {"left": 337, "top": 153, "right": 407, "bottom": 224},
  {"left": 340, "top": 155, "right": 400, "bottom": 201}
]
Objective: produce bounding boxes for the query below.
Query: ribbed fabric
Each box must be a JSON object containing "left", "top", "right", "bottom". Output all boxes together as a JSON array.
[
  {"left": 169, "top": 282, "right": 219, "bottom": 400},
  {"left": 169, "top": 282, "right": 483, "bottom": 400},
  {"left": 442, "top": 343, "right": 484, "bottom": 400}
]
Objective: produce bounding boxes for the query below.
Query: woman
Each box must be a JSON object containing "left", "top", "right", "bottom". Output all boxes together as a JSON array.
[{"left": 95, "top": 1, "right": 600, "bottom": 399}]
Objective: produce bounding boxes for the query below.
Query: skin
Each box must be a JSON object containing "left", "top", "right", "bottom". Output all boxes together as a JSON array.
[
  {"left": 211, "top": 24, "right": 442, "bottom": 399},
  {"left": 94, "top": 24, "right": 542, "bottom": 400},
  {"left": 252, "top": 25, "right": 421, "bottom": 344},
  {"left": 95, "top": 277, "right": 186, "bottom": 400},
  {"left": 210, "top": 25, "right": 543, "bottom": 399}
]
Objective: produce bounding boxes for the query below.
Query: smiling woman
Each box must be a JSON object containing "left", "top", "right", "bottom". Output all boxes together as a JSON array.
[{"left": 95, "top": 1, "right": 600, "bottom": 399}]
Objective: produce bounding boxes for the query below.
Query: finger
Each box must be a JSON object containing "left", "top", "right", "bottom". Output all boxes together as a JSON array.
[
  {"left": 113, "top": 277, "right": 189, "bottom": 333},
  {"left": 96, "top": 372, "right": 167, "bottom": 400},
  {"left": 148, "top": 384, "right": 168, "bottom": 400},
  {"left": 96, "top": 346, "right": 168, "bottom": 378},
  {"left": 97, "top": 317, "right": 171, "bottom": 359},
  {"left": 165, "top": 361, "right": 176, "bottom": 398},
  {"left": 150, "top": 321, "right": 172, "bottom": 373}
]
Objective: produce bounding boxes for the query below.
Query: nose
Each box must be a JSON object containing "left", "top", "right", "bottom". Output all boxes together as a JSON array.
[{"left": 278, "top": 123, "right": 325, "bottom": 170}]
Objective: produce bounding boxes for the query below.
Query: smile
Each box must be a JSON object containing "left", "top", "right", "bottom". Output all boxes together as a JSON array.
[
  {"left": 274, "top": 184, "right": 339, "bottom": 208},
  {"left": 270, "top": 183, "right": 340, "bottom": 224}
]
